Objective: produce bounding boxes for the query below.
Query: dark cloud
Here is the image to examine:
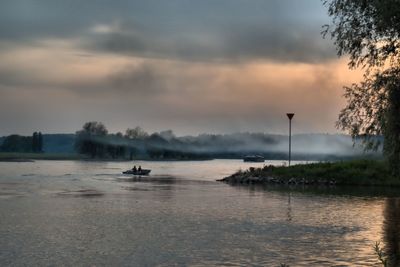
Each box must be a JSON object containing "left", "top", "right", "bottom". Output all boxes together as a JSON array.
[
  {"left": 0, "top": 0, "right": 335, "bottom": 63},
  {"left": 108, "top": 63, "right": 165, "bottom": 95},
  {"left": 0, "top": 0, "right": 353, "bottom": 136},
  {"left": 0, "top": 56, "right": 176, "bottom": 97},
  {"left": 87, "top": 24, "right": 335, "bottom": 63},
  {"left": 223, "top": 25, "right": 335, "bottom": 63}
]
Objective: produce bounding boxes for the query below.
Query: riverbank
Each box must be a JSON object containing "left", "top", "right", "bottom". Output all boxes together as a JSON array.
[
  {"left": 0, "top": 152, "right": 212, "bottom": 162},
  {"left": 0, "top": 152, "right": 84, "bottom": 161},
  {"left": 218, "top": 160, "right": 400, "bottom": 186}
]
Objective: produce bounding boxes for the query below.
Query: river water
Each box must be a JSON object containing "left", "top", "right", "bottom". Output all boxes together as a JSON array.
[{"left": 0, "top": 159, "right": 397, "bottom": 266}]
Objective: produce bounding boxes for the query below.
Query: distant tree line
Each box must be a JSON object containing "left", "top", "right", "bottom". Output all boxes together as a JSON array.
[
  {"left": 74, "top": 122, "right": 205, "bottom": 160},
  {"left": 0, "top": 123, "right": 379, "bottom": 160},
  {"left": 75, "top": 121, "right": 240, "bottom": 159},
  {"left": 74, "top": 121, "right": 375, "bottom": 160},
  {"left": 0, "top": 132, "right": 43, "bottom": 153}
]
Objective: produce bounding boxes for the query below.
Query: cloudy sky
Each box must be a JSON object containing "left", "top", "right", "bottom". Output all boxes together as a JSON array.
[{"left": 0, "top": 0, "right": 362, "bottom": 136}]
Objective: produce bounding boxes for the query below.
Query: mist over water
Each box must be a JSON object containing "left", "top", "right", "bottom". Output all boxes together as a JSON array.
[
  {"left": 34, "top": 132, "right": 379, "bottom": 159},
  {"left": 0, "top": 160, "right": 393, "bottom": 266}
]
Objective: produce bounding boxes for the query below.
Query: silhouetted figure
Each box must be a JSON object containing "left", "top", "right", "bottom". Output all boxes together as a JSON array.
[
  {"left": 132, "top": 166, "right": 137, "bottom": 172},
  {"left": 138, "top": 166, "right": 142, "bottom": 172}
]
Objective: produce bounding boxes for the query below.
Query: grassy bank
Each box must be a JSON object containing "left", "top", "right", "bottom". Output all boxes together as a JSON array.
[
  {"left": 0, "top": 152, "right": 85, "bottom": 161},
  {"left": 219, "top": 160, "right": 400, "bottom": 186}
]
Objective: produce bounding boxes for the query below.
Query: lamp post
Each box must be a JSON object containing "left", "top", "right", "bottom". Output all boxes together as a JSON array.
[{"left": 286, "top": 113, "right": 294, "bottom": 166}]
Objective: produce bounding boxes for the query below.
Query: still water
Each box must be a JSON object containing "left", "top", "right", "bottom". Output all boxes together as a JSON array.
[{"left": 0, "top": 159, "right": 397, "bottom": 266}]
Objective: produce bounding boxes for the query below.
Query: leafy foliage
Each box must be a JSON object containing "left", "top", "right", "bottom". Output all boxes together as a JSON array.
[
  {"left": 0, "top": 132, "right": 43, "bottom": 153},
  {"left": 0, "top": 135, "right": 33, "bottom": 153},
  {"left": 75, "top": 121, "right": 109, "bottom": 158},
  {"left": 323, "top": 0, "right": 400, "bottom": 69},
  {"left": 323, "top": 0, "right": 400, "bottom": 175},
  {"left": 125, "top": 127, "right": 149, "bottom": 140},
  {"left": 374, "top": 241, "right": 388, "bottom": 267},
  {"left": 32, "top": 132, "right": 43, "bottom": 153}
]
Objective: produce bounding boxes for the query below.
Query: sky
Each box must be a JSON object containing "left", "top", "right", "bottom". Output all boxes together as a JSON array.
[{"left": 0, "top": 0, "right": 363, "bottom": 136}]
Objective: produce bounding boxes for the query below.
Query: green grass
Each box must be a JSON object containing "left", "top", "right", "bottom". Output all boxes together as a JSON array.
[
  {"left": 0, "top": 152, "right": 85, "bottom": 161},
  {"left": 245, "top": 159, "right": 399, "bottom": 186}
]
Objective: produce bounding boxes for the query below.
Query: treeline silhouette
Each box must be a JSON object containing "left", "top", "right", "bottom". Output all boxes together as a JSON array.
[
  {"left": 73, "top": 121, "right": 375, "bottom": 160},
  {"left": 0, "top": 122, "right": 380, "bottom": 160},
  {"left": 0, "top": 132, "right": 43, "bottom": 153},
  {"left": 74, "top": 121, "right": 296, "bottom": 160},
  {"left": 74, "top": 121, "right": 239, "bottom": 160}
]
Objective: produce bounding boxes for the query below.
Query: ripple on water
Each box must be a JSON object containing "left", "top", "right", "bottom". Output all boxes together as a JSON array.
[
  {"left": 0, "top": 159, "right": 388, "bottom": 266},
  {"left": 0, "top": 191, "right": 26, "bottom": 199},
  {"left": 56, "top": 189, "right": 104, "bottom": 198},
  {"left": 121, "top": 186, "right": 152, "bottom": 191}
]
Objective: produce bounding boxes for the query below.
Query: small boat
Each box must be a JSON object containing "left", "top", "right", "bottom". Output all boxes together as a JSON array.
[
  {"left": 243, "top": 155, "right": 265, "bottom": 162},
  {"left": 122, "top": 169, "right": 151, "bottom": 175}
]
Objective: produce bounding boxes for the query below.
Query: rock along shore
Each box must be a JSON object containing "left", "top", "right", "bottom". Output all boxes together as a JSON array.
[{"left": 217, "top": 166, "right": 337, "bottom": 186}]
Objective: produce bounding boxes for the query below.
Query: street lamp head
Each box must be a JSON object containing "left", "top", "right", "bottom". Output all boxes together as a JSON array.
[{"left": 286, "top": 113, "right": 295, "bottom": 120}]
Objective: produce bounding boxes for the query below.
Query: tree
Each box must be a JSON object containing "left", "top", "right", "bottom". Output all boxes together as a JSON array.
[
  {"left": 75, "top": 122, "right": 108, "bottom": 158},
  {"left": 38, "top": 132, "right": 43, "bottom": 153},
  {"left": 32, "top": 132, "right": 38, "bottom": 152},
  {"left": 158, "top": 130, "right": 175, "bottom": 141},
  {"left": 1, "top": 135, "right": 32, "bottom": 152},
  {"left": 125, "top": 127, "right": 148, "bottom": 140},
  {"left": 125, "top": 127, "right": 149, "bottom": 160},
  {"left": 106, "top": 133, "right": 126, "bottom": 159},
  {"left": 31, "top": 132, "right": 43, "bottom": 153},
  {"left": 323, "top": 0, "right": 400, "bottom": 175}
]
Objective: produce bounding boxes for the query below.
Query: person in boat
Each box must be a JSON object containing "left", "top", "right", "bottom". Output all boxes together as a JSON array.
[
  {"left": 132, "top": 166, "right": 137, "bottom": 172},
  {"left": 138, "top": 166, "right": 142, "bottom": 172}
]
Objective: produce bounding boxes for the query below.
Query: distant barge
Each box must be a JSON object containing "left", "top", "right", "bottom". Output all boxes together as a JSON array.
[{"left": 243, "top": 155, "right": 265, "bottom": 162}]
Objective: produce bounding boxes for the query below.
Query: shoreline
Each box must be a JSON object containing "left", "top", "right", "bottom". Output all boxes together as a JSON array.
[
  {"left": 0, "top": 152, "right": 213, "bottom": 162},
  {"left": 217, "top": 160, "right": 400, "bottom": 187},
  {"left": 0, "top": 153, "right": 82, "bottom": 162}
]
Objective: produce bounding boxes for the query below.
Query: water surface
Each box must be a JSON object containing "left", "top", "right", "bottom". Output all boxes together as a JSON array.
[{"left": 0, "top": 159, "right": 396, "bottom": 266}]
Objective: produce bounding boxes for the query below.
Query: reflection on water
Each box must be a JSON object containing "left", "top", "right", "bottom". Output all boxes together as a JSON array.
[
  {"left": 287, "top": 193, "right": 292, "bottom": 222},
  {"left": 0, "top": 159, "right": 398, "bottom": 266},
  {"left": 384, "top": 198, "right": 400, "bottom": 266},
  {"left": 57, "top": 189, "right": 105, "bottom": 198}
]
